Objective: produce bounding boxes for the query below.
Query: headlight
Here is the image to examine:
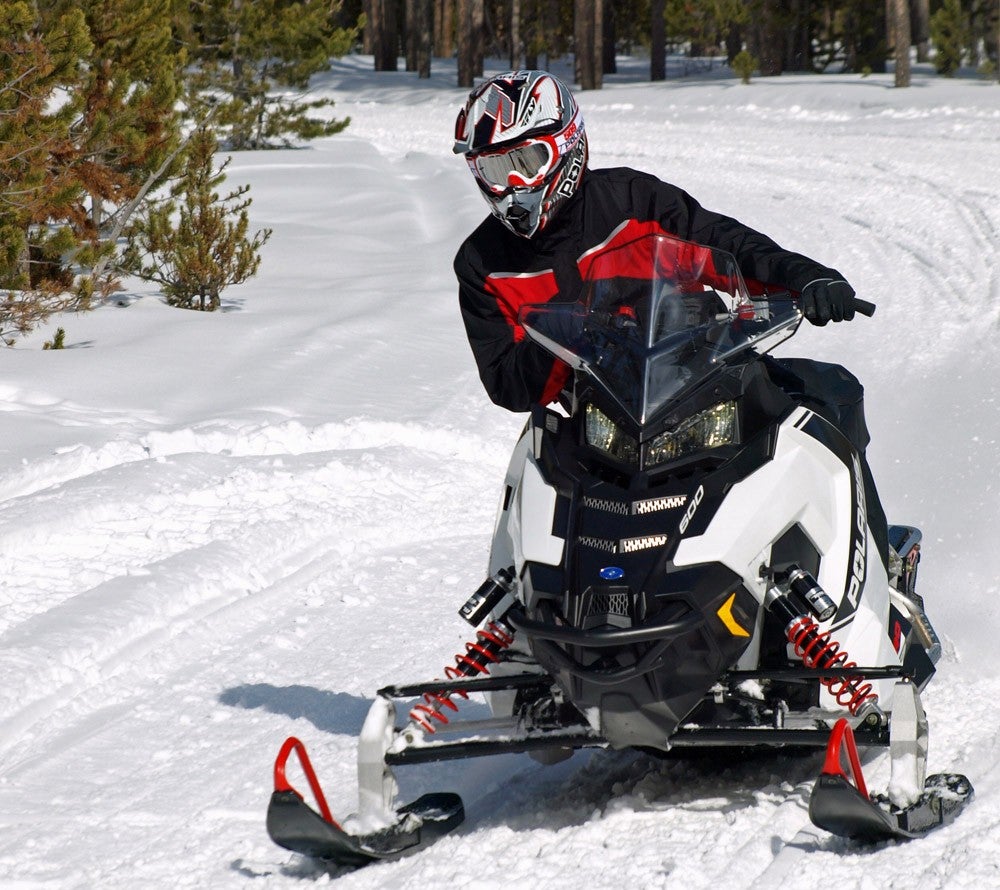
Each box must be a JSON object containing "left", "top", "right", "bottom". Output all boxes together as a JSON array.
[
  {"left": 585, "top": 404, "right": 638, "bottom": 465},
  {"left": 645, "top": 401, "right": 737, "bottom": 467}
]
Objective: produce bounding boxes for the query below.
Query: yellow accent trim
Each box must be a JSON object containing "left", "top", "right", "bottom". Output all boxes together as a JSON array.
[{"left": 717, "top": 592, "right": 750, "bottom": 638}]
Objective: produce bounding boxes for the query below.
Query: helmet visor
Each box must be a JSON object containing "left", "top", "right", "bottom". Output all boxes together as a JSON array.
[{"left": 472, "top": 138, "right": 555, "bottom": 194}]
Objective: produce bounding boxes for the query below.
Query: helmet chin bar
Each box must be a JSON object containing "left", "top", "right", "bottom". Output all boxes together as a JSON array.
[
  {"left": 504, "top": 202, "right": 537, "bottom": 237},
  {"left": 493, "top": 190, "right": 544, "bottom": 238}
]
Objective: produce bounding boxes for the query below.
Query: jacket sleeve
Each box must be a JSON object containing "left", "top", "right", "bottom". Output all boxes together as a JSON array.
[
  {"left": 454, "top": 243, "right": 568, "bottom": 413},
  {"left": 629, "top": 173, "right": 846, "bottom": 293}
]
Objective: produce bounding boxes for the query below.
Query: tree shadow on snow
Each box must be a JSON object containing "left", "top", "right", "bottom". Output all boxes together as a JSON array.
[{"left": 218, "top": 683, "right": 373, "bottom": 736}]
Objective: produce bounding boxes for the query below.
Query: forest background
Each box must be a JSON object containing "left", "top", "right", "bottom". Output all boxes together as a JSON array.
[{"left": 2, "top": 0, "right": 997, "bottom": 343}]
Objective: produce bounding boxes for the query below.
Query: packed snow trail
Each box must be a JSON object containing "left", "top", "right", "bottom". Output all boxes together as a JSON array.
[{"left": 1, "top": 57, "right": 998, "bottom": 888}]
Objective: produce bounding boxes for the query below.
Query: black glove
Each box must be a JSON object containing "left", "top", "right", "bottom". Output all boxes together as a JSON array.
[{"left": 800, "top": 278, "right": 856, "bottom": 326}]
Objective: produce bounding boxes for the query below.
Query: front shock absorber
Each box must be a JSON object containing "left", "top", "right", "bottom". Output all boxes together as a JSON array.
[
  {"left": 408, "top": 570, "right": 517, "bottom": 733},
  {"left": 765, "top": 566, "right": 882, "bottom": 721},
  {"left": 786, "top": 615, "right": 879, "bottom": 717}
]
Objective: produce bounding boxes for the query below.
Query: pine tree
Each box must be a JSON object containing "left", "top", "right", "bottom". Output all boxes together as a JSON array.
[
  {"left": 122, "top": 127, "right": 272, "bottom": 311},
  {"left": 663, "top": 0, "right": 748, "bottom": 70},
  {"left": 28, "top": 0, "right": 186, "bottom": 299},
  {"left": 930, "top": 0, "right": 968, "bottom": 75},
  {"left": 0, "top": 1, "right": 91, "bottom": 338},
  {"left": 182, "top": 0, "right": 356, "bottom": 150},
  {"left": 61, "top": 0, "right": 182, "bottom": 271}
]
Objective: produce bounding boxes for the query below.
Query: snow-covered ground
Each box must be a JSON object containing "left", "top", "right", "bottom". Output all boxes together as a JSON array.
[{"left": 1, "top": 55, "right": 998, "bottom": 888}]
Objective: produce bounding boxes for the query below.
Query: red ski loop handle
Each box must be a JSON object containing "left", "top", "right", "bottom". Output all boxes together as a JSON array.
[
  {"left": 821, "top": 718, "right": 870, "bottom": 800},
  {"left": 273, "top": 736, "right": 340, "bottom": 829}
]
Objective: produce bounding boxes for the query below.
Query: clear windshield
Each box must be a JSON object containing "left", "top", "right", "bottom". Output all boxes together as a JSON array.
[{"left": 519, "top": 233, "right": 801, "bottom": 425}]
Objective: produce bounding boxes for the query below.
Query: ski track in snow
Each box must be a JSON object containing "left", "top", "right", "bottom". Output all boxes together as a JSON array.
[
  {"left": 0, "top": 418, "right": 503, "bottom": 759},
  {"left": 2, "top": 56, "right": 999, "bottom": 888}
]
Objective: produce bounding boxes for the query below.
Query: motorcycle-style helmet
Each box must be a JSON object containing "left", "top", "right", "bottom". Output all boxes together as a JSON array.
[{"left": 454, "top": 70, "right": 587, "bottom": 239}]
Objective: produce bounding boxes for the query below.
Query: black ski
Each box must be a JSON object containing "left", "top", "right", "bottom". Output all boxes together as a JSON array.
[
  {"left": 809, "top": 772, "right": 973, "bottom": 842},
  {"left": 808, "top": 718, "right": 973, "bottom": 842},
  {"left": 266, "top": 788, "right": 464, "bottom": 867},
  {"left": 266, "top": 735, "right": 463, "bottom": 868}
]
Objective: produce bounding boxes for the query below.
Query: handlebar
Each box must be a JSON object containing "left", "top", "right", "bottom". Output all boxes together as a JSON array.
[
  {"left": 786, "top": 293, "right": 877, "bottom": 319},
  {"left": 853, "top": 298, "right": 876, "bottom": 318}
]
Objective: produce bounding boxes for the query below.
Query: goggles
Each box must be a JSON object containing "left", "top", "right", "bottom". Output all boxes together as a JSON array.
[{"left": 469, "top": 137, "right": 557, "bottom": 195}]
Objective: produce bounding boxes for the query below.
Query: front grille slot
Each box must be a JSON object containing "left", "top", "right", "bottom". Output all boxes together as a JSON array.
[
  {"left": 582, "top": 496, "right": 629, "bottom": 515},
  {"left": 587, "top": 591, "right": 631, "bottom": 618},
  {"left": 579, "top": 586, "right": 635, "bottom": 630},
  {"left": 582, "top": 494, "right": 687, "bottom": 516},
  {"left": 620, "top": 534, "right": 669, "bottom": 553},
  {"left": 633, "top": 494, "right": 687, "bottom": 514},
  {"left": 577, "top": 534, "right": 668, "bottom": 554}
]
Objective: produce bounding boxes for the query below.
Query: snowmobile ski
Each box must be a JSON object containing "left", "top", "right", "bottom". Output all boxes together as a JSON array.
[
  {"left": 808, "top": 718, "right": 973, "bottom": 842},
  {"left": 266, "top": 737, "right": 464, "bottom": 867}
]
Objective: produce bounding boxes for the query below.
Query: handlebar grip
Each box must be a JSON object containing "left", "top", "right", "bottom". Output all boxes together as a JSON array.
[{"left": 853, "top": 298, "right": 876, "bottom": 318}]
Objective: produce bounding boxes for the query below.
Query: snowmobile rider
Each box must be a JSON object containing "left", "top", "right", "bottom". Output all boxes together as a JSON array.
[{"left": 452, "top": 70, "right": 887, "bottom": 564}]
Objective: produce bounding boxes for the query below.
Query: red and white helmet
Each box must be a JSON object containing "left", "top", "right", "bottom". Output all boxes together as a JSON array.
[{"left": 454, "top": 70, "right": 587, "bottom": 239}]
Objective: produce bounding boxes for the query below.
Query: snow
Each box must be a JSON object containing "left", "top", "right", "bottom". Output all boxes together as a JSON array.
[{"left": 1, "top": 54, "right": 999, "bottom": 888}]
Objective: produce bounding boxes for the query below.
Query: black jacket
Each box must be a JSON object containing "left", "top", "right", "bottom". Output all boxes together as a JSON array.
[{"left": 454, "top": 167, "right": 844, "bottom": 412}]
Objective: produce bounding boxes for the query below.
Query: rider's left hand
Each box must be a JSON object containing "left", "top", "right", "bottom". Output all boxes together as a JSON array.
[{"left": 801, "top": 279, "right": 857, "bottom": 326}]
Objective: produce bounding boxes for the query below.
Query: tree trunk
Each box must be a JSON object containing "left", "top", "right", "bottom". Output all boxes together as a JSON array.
[
  {"left": 725, "top": 22, "right": 743, "bottom": 65},
  {"left": 785, "top": 0, "right": 811, "bottom": 71},
  {"left": 89, "top": 192, "right": 104, "bottom": 239},
  {"left": 573, "top": 0, "right": 584, "bottom": 83},
  {"left": 457, "top": 0, "right": 473, "bottom": 87},
  {"left": 510, "top": 0, "right": 523, "bottom": 68},
  {"left": 756, "top": 0, "right": 785, "bottom": 77},
  {"left": 603, "top": 1, "right": 616, "bottom": 74},
  {"left": 434, "top": 0, "right": 453, "bottom": 57},
  {"left": 405, "top": 0, "right": 417, "bottom": 70},
  {"left": 650, "top": 0, "right": 665, "bottom": 80},
  {"left": 891, "top": 0, "right": 912, "bottom": 86},
  {"left": 384, "top": 0, "right": 399, "bottom": 71},
  {"left": 594, "top": 0, "right": 604, "bottom": 86},
  {"left": 362, "top": 0, "right": 374, "bottom": 52},
  {"left": 575, "top": 0, "right": 603, "bottom": 89},
  {"left": 472, "top": 0, "right": 485, "bottom": 77},
  {"left": 524, "top": 0, "right": 540, "bottom": 68},
  {"left": 371, "top": 0, "right": 399, "bottom": 71},
  {"left": 14, "top": 232, "right": 30, "bottom": 291},
  {"left": 911, "top": 0, "right": 931, "bottom": 61},
  {"left": 364, "top": 0, "right": 379, "bottom": 59},
  {"left": 416, "top": 0, "right": 433, "bottom": 78}
]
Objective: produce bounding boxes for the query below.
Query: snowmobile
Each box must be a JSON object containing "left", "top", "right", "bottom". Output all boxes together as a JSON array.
[{"left": 266, "top": 232, "right": 972, "bottom": 866}]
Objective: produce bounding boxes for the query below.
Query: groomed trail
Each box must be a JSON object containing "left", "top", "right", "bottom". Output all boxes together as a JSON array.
[{"left": 1, "top": 57, "right": 998, "bottom": 889}]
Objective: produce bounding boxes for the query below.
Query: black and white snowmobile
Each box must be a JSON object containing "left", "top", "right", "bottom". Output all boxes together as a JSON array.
[{"left": 266, "top": 232, "right": 972, "bottom": 866}]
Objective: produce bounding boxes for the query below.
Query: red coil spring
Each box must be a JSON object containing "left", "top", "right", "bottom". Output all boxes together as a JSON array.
[
  {"left": 408, "top": 621, "right": 515, "bottom": 733},
  {"left": 786, "top": 615, "right": 879, "bottom": 716}
]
